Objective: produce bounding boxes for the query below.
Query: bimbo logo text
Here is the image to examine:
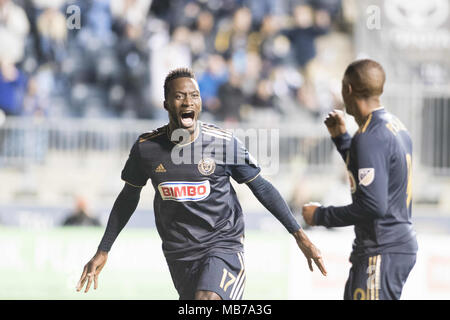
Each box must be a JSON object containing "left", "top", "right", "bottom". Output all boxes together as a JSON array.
[{"left": 158, "top": 181, "right": 210, "bottom": 202}]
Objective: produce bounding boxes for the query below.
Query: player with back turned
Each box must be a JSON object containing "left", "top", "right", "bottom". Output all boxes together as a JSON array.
[
  {"left": 76, "top": 68, "right": 327, "bottom": 300},
  {"left": 303, "top": 59, "right": 418, "bottom": 300}
]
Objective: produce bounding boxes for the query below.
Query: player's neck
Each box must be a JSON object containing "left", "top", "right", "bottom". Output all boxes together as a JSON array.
[
  {"left": 167, "top": 121, "right": 199, "bottom": 144},
  {"left": 354, "top": 97, "right": 382, "bottom": 127}
]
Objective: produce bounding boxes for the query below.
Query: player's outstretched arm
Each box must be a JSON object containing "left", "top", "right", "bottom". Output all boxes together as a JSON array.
[
  {"left": 246, "top": 175, "right": 301, "bottom": 234},
  {"left": 76, "top": 182, "right": 142, "bottom": 293},
  {"left": 246, "top": 175, "right": 326, "bottom": 276}
]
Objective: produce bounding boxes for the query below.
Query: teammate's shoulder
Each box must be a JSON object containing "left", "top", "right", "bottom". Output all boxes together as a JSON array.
[
  {"left": 200, "top": 121, "right": 233, "bottom": 141},
  {"left": 363, "top": 111, "right": 408, "bottom": 140},
  {"left": 354, "top": 118, "right": 388, "bottom": 146},
  {"left": 382, "top": 112, "right": 409, "bottom": 137},
  {"left": 138, "top": 125, "right": 167, "bottom": 143}
]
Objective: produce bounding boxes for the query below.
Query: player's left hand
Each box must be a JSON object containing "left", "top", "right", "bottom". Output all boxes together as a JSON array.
[
  {"left": 293, "top": 229, "right": 327, "bottom": 276},
  {"left": 76, "top": 250, "right": 108, "bottom": 293},
  {"left": 302, "top": 202, "right": 321, "bottom": 226}
]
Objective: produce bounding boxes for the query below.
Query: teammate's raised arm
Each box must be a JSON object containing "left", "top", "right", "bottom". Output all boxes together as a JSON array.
[{"left": 324, "top": 109, "right": 346, "bottom": 138}]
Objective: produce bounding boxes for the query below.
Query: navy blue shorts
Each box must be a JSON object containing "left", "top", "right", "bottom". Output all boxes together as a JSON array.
[
  {"left": 167, "top": 252, "right": 246, "bottom": 300},
  {"left": 344, "top": 253, "right": 416, "bottom": 300}
]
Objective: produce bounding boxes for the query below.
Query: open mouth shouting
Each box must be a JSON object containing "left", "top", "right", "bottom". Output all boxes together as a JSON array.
[{"left": 180, "top": 110, "right": 196, "bottom": 129}]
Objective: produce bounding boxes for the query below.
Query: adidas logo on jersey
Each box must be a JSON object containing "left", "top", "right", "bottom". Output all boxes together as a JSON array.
[{"left": 155, "top": 163, "right": 166, "bottom": 173}]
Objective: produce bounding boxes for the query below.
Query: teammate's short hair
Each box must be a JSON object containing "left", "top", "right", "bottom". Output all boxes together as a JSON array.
[
  {"left": 164, "top": 68, "right": 196, "bottom": 100},
  {"left": 344, "top": 59, "right": 386, "bottom": 98}
]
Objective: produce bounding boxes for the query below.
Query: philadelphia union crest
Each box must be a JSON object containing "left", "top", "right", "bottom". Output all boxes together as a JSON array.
[{"left": 198, "top": 157, "right": 216, "bottom": 176}]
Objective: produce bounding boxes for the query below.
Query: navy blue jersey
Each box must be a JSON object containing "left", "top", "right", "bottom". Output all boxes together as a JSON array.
[
  {"left": 121, "top": 121, "right": 261, "bottom": 261},
  {"left": 315, "top": 108, "right": 418, "bottom": 259}
]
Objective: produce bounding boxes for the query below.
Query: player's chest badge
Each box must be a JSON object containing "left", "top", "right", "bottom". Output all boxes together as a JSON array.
[{"left": 198, "top": 157, "right": 216, "bottom": 176}]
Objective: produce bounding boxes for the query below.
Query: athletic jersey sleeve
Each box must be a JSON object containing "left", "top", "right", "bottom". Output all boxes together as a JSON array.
[
  {"left": 331, "top": 132, "right": 352, "bottom": 161},
  {"left": 226, "top": 136, "right": 261, "bottom": 184},
  {"left": 315, "top": 132, "right": 389, "bottom": 227},
  {"left": 121, "top": 141, "right": 149, "bottom": 187},
  {"left": 247, "top": 175, "right": 301, "bottom": 233}
]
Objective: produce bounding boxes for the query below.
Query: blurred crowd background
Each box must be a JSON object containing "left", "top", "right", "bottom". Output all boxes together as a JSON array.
[
  {"left": 0, "top": 0, "right": 352, "bottom": 123},
  {"left": 0, "top": 0, "right": 449, "bottom": 232},
  {"left": 1, "top": 0, "right": 450, "bottom": 233}
]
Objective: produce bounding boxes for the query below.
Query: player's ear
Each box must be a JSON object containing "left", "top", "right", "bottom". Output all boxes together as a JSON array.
[
  {"left": 163, "top": 101, "right": 168, "bottom": 110},
  {"left": 347, "top": 83, "right": 353, "bottom": 96}
]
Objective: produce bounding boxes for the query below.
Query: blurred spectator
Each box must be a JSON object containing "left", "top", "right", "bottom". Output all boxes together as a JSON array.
[
  {"left": 36, "top": 7, "right": 67, "bottom": 60},
  {"left": 270, "top": 64, "right": 304, "bottom": 115},
  {"left": 241, "top": 51, "right": 263, "bottom": 95},
  {"left": 216, "top": 66, "right": 246, "bottom": 122},
  {"left": 22, "top": 74, "right": 49, "bottom": 117},
  {"left": 295, "top": 81, "right": 321, "bottom": 120},
  {"left": 20, "top": 72, "right": 49, "bottom": 162},
  {"left": 62, "top": 196, "right": 101, "bottom": 227},
  {"left": 86, "top": 0, "right": 113, "bottom": 40},
  {"left": 197, "top": 54, "right": 228, "bottom": 117},
  {"left": 149, "top": 23, "right": 192, "bottom": 114},
  {"left": 314, "top": 0, "right": 342, "bottom": 19},
  {"left": 0, "top": 61, "right": 28, "bottom": 116},
  {"left": 0, "top": 0, "right": 30, "bottom": 64},
  {"left": 31, "top": 0, "right": 65, "bottom": 9},
  {"left": 249, "top": 78, "right": 276, "bottom": 110},
  {"left": 110, "top": 0, "right": 152, "bottom": 34},
  {"left": 114, "top": 24, "right": 152, "bottom": 118},
  {"left": 215, "top": 6, "right": 252, "bottom": 58},
  {"left": 148, "top": 0, "right": 172, "bottom": 21},
  {"left": 110, "top": 0, "right": 153, "bottom": 116},
  {"left": 283, "top": 4, "right": 331, "bottom": 69},
  {"left": 251, "top": 14, "right": 291, "bottom": 67},
  {"left": 189, "top": 10, "right": 217, "bottom": 59},
  {"left": 243, "top": 0, "right": 288, "bottom": 26}
]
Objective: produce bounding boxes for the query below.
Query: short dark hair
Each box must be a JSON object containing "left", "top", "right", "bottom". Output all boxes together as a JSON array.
[
  {"left": 164, "top": 68, "right": 196, "bottom": 100},
  {"left": 343, "top": 59, "right": 386, "bottom": 98}
]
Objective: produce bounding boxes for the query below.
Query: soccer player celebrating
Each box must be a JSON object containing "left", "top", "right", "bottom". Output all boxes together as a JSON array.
[
  {"left": 77, "top": 68, "right": 326, "bottom": 300},
  {"left": 302, "top": 59, "right": 418, "bottom": 300}
]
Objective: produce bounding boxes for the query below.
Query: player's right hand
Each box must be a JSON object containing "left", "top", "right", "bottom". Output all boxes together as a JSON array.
[
  {"left": 302, "top": 202, "right": 321, "bottom": 226},
  {"left": 76, "top": 250, "right": 108, "bottom": 293},
  {"left": 324, "top": 109, "right": 346, "bottom": 138}
]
